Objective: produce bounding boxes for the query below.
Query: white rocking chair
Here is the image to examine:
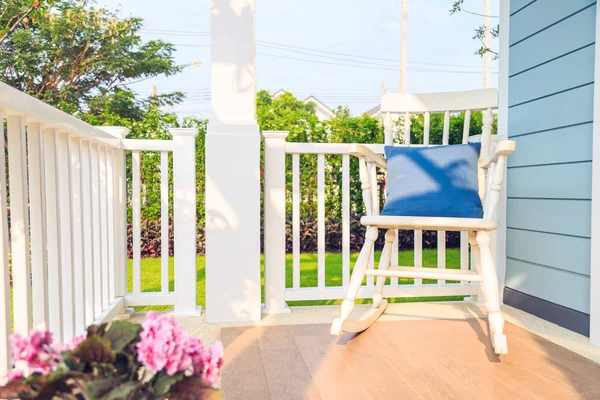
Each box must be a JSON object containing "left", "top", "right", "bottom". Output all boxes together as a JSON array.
[{"left": 331, "top": 89, "right": 515, "bottom": 355}]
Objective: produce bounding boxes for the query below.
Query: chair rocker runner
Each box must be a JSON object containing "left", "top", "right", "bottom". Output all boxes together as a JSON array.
[{"left": 330, "top": 89, "right": 515, "bottom": 355}]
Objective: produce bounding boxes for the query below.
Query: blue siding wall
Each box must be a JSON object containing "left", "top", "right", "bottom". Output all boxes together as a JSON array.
[{"left": 506, "top": 0, "right": 596, "bottom": 314}]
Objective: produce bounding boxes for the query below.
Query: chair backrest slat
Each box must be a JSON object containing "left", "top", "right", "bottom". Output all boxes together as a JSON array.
[
  {"left": 423, "top": 112, "right": 430, "bottom": 146},
  {"left": 442, "top": 111, "right": 450, "bottom": 145},
  {"left": 462, "top": 109, "right": 471, "bottom": 144},
  {"left": 403, "top": 112, "right": 411, "bottom": 145}
]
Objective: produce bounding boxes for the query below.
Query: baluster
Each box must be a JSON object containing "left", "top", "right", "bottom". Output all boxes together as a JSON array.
[
  {"left": 292, "top": 153, "right": 300, "bottom": 290},
  {"left": 80, "top": 140, "right": 95, "bottom": 326},
  {"left": 404, "top": 112, "right": 411, "bottom": 145},
  {"left": 27, "top": 123, "right": 49, "bottom": 330},
  {"left": 105, "top": 148, "right": 116, "bottom": 302},
  {"left": 437, "top": 230, "right": 446, "bottom": 285},
  {"left": 443, "top": 111, "right": 450, "bottom": 145},
  {"left": 384, "top": 112, "right": 394, "bottom": 145},
  {"left": 7, "top": 116, "right": 32, "bottom": 336},
  {"left": 43, "top": 129, "right": 63, "bottom": 339},
  {"left": 462, "top": 110, "right": 471, "bottom": 144},
  {"left": 132, "top": 150, "right": 141, "bottom": 295},
  {"left": 56, "top": 132, "right": 75, "bottom": 341},
  {"left": 317, "top": 153, "right": 325, "bottom": 289},
  {"left": 460, "top": 231, "right": 469, "bottom": 285},
  {"left": 98, "top": 147, "right": 109, "bottom": 308},
  {"left": 100, "top": 128, "right": 128, "bottom": 299},
  {"left": 367, "top": 162, "right": 377, "bottom": 288},
  {"left": 414, "top": 230, "right": 423, "bottom": 286},
  {"left": 423, "top": 112, "right": 430, "bottom": 146},
  {"left": 90, "top": 143, "right": 102, "bottom": 319},
  {"left": 160, "top": 151, "right": 169, "bottom": 293},
  {"left": 0, "top": 111, "right": 11, "bottom": 377},
  {"left": 341, "top": 154, "right": 350, "bottom": 287},
  {"left": 113, "top": 145, "right": 127, "bottom": 298},
  {"left": 69, "top": 136, "right": 85, "bottom": 332}
]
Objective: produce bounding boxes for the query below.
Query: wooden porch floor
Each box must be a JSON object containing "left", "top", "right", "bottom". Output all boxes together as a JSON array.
[{"left": 221, "top": 318, "right": 600, "bottom": 400}]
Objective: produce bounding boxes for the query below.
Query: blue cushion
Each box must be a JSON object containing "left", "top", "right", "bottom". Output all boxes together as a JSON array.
[{"left": 381, "top": 143, "right": 483, "bottom": 219}]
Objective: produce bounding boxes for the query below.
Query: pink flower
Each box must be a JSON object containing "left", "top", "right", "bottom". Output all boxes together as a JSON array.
[
  {"left": 187, "top": 336, "right": 207, "bottom": 375},
  {"left": 135, "top": 312, "right": 224, "bottom": 383},
  {"left": 202, "top": 342, "right": 224, "bottom": 386},
  {"left": 10, "top": 329, "right": 57, "bottom": 376},
  {"left": 136, "top": 311, "right": 191, "bottom": 375},
  {"left": 53, "top": 335, "right": 85, "bottom": 354},
  {"left": 188, "top": 340, "right": 223, "bottom": 385},
  {"left": 7, "top": 370, "right": 24, "bottom": 381}
]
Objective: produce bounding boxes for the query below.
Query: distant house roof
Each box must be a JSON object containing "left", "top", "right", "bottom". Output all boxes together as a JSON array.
[
  {"left": 303, "top": 95, "right": 335, "bottom": 121},
  {"left": 365, "top": 104, "right": 381, "bottom": 117},
  {"left": 270, "top": 89, "right": 335, "bottom": 121}
]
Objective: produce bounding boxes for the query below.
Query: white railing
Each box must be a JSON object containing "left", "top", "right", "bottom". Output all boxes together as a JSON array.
[
  {"left": 0, "top": 82, "right": 198, "bottom": 377},
  {"left": 263, "top": 133, "right": 498, "bottom": 313}
]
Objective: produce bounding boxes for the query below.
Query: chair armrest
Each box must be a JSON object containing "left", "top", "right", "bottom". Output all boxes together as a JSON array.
[
  {"left": 349, "top": 144, "right": 387, "bottom": 170},
  {"left": 480, "top": 140, "right": 516, "bottom": 169}
]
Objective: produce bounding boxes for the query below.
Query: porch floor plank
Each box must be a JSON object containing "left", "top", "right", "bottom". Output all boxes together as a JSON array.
[{"left": 221, "top": 318, "right": 600, "bottom": 400}]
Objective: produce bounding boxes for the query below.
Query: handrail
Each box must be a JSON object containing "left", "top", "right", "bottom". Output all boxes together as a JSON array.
[{"left": 0, "top": 82, "right": 120, "bottom": 148}]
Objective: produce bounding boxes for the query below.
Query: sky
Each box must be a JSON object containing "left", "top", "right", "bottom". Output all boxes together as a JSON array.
[{"left": 97, "top": 0, "right": 500, "bottom": 117}]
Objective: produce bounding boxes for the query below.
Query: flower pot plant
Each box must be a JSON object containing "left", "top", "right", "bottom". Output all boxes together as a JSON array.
[{"left": 0, "top": 311, "right": 223, "bottom": 400}]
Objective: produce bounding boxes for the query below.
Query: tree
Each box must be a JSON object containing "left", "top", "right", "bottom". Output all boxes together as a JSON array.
[
  {"left": 0, "top": 0, "right": 182, "bottom": 110},
  {"left": 0, "top": 0, "right": 55, "bottom": 44},
  {"left": 450, "top": 0, "right": 499, "bottom": 58}
]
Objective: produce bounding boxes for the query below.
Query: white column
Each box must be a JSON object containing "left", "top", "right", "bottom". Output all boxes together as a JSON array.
[
  {"left": 263, "top": 131, "right": 290, "bottom": 314},
  {"left": 171, "top": 128, "right": 201, "bottom": 316},
  {"left": 206, "top": 0, "right": 261, "bottom": 322},
  {"left": 399, "top": 0, "right": 408, "bottom": 92}
]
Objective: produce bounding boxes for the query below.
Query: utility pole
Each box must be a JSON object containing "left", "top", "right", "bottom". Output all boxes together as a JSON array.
[
  {"left": 399, "top": 0, "right": 408, "bottom": 92},
  {"left": 483, "top": 0, "right": 491, "bottom": 88},
  {"left": 152, "top": 85, "right": 158, "bottom": 97}
]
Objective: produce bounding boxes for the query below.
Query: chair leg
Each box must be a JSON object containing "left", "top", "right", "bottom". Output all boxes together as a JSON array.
[
  {"left": 373, "top": 229, "right": 396, "bottom": 308},
  {"left": 475, "top": 230, "right": 508, "bottom": 355},
  {"left": 331, "top": 226, "right": 387, "bottom": 336},
  {"left": 467, "top": 232, "right": 486, "bottom": 308}
]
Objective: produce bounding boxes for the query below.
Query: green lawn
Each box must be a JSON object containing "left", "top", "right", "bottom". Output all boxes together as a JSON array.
[{"left": 128, "top": 249, "right": 466, "bottom": 312}]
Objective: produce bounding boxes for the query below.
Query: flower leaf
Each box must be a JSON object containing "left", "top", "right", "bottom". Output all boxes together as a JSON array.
[
  {"left": 101, "top": 381, "right": 140, "bottom": 400},
  {"left": 153, "top": 371, "right": 185, "bottom": 395},
  {"left": 87, "top": 323, "right": 109, "bottom": 337},
  {"left": 166, "top": 376, "right": 223, "bottom": 400},
  {"left": 105, "top": 321, "right": 142, "bottom": 352},
  {"left": 72, "top": 335, "right": 115, "bottom": 363},
  {"left": 87, "top": 376, "right": 121, "bottom": 400},
  {"left": 0, "top": 380, "right": 36, "bottom": 399}
]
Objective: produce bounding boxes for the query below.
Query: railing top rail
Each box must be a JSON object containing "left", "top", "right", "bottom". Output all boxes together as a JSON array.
[
  {"left": 381, "top": 88, "right": 498, "bottom": 114},
  {"left": 0, "top": 82, "right": 120, "bottom": 147},
  {"left": 284, "top": 143, "right": 385, "bottom": 155},
  {"left": 121, "top": 139, "right": 177, "bottom": 152}
]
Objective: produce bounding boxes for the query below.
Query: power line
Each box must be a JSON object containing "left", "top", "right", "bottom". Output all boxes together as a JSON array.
[
  {"left": 257, "top": 51, "right": 497, "bottom": 74},
  {"left": 139, "top": 28, "right": 497, "bottom": 70},
  {"left": 459, "top": 8, "right": 499, "bottom": 18}
]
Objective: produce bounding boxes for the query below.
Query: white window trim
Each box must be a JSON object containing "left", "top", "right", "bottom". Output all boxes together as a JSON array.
[
  {"left": 495, "top": 0, "right": 510, "bottom": 300},
  {"left": 590, "top": 0, "right": 600, "bottom": 346}
]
